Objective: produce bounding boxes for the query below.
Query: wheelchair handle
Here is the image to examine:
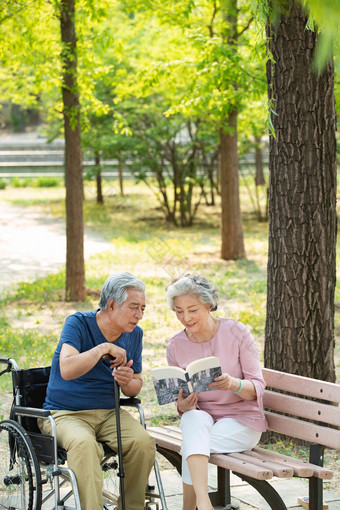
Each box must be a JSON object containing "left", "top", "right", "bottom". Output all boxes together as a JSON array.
[{"left": 0, "top": 357, "right": 18, "bottom": 376}]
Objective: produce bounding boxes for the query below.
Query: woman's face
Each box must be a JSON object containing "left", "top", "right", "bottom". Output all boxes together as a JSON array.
[{"left": 173, "top": 293, "right": 211, "bottom": 333}]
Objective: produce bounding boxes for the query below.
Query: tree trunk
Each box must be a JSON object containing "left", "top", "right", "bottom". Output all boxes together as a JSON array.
[
  {"left": 118, "top": 158, "right": 124, "bottom": 196},
  {"left": 220, "top": 110, "right": 246, "bottom": 260},
  {"left": 255, "top": 136, "right": 265, "bottom": 186},
  {"left": 95, "top": 151, "right": 104, "bottom": 204},
  {"left": 220, "top": 0, "right": 245, "bottom": 260},
  {"left": 264, "top": 0, "right": 337, "bottom": 381},
  {"left": 60, "top": 0, "right": 86, "bottom": 302}
]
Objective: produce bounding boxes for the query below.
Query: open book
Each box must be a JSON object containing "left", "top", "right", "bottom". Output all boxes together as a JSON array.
[{"left": 151, "top": 356, "right": 222, "bottom": 405}]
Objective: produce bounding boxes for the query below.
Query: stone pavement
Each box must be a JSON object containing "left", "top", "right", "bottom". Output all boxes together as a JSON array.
[
  {"left": 0, "top": 200, "right": 111, "bottom": 293},
  {"left": 42, "top": 464, "right": 340, "bottom": 510},
  {"left": 149, "top": 461, "right": 340, "bottom": 510}
]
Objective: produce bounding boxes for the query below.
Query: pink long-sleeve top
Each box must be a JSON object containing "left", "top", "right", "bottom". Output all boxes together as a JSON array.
[{"left": 166, "top": 318, "right": 268, "bottom": 432}]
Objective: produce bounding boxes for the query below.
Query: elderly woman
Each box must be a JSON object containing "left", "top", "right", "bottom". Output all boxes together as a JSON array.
[{"left": 166, "top": 274, "right": 267, "bottom": 510}]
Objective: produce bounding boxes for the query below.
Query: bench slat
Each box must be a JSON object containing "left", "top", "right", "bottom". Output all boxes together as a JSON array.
[
  {"left": 247, "top": 448, "right": 313, "bottom": 477},
  {"left": 149, "top": 426, "right": 182, "bottom": 443},
  {"left": 252, "top": 448, "right": 333, "bottom": 480},
  {"left": 251, "top": 448, "right": 313, "bottom": 477},
  {"left": 162, "top": 425, "right": 183, "bottom": 438},
  {"left": 209, "top": 453, "right": 273, "bottom": 480},
  {"left": 147, "top": 427, "right": 273, "bottom": 480},
  {"left": 149, "top": 431, "right": 181, "bottom": 452},
  {"left": 262, "top": 369, "right": 340, "bottom": 403},
  {"left": 227, "top": 451, "right": 293, "bottom": 478},
  {"left": 263, "top": 390, "right": 340, "bottom": 427},
  {"left": 265, "top": 411, "right": 340, "bottom": 450}
]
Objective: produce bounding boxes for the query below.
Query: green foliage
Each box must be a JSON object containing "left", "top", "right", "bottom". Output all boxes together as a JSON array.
[
  {"left": 8, "top": 177, "right": 62, "bottom": 188},
  {"left": 11, "top": 177, "right": 30, "bottom": 188},
  {"left": 0, "top": 328, "right": 57, "bottom": 371},
  {"left": 2, "top": 272, "right": 67, "bottom": 305},
  {"left": 301, "top": 0, "right": 340, "bottom": 72},
  {"left": 255, "top": 0, "right": 340, "bottom": 72},
  {"left": 111, "top": 96, "right": 219, "bottom": 226},
  {"left": 32, "top": 177, "right": 61, "bottom": 188},
  {"left": 0, "top": 309, "right": 57, "bottom": 382},
  {"left": 0, "top": 179, "right": 7, "bottom": 190}
]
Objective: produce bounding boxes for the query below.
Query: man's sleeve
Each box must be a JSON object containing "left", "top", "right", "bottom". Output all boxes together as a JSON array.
[
  {"left": 131, "top": 327, "right": 143, "bottom": 374},
  {"left": 60, "top": 315, "right": 83, "bottom": 352}
]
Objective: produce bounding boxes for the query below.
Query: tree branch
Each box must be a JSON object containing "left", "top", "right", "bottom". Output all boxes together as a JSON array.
[
  {"left": 207, "top": 1, "right": 218, "bottom": 38},
  {"left": 237, "top": 16, "right": 254, "bottom": 38}
]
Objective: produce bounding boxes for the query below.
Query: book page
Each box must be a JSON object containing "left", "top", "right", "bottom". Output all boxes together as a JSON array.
[
  {"left": 151, "top": 366, "right": 190, "bottom": 405},
  {"left": 151, "top": 366, "right": 186, "bottom": 381},
  {"left": 190, "top": 366, "right": 222, "bottom": 394},
  {"left": 186, "top": 356, "right": 221, "bottom": 379},
  {"left": 186, "top": 357, "right": 222, "bottom": 394}
]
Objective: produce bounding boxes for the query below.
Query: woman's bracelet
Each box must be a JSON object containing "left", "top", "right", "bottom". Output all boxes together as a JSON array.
[{"left": 233, "top": 378, "right": 243, "bottom": 394}]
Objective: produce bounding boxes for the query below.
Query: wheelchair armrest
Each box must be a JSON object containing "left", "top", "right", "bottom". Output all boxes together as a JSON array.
[
  {"left": 119, "top": 398, "right": 146, "bottom": 427},
  {"left": 13, "top": 405, "right": 51, "bottom": 418},
  {"left": 119, "top": 397, "right": 141, "bottom": 407}
]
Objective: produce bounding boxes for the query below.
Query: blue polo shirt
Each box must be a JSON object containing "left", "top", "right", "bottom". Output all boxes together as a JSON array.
[{"left": 43, "top": 311, "right": 143, "bottom": 411}]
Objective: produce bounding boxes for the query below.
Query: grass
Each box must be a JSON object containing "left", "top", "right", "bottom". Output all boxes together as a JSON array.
[{"left": 0, "top": 178, "right": 339, "bottom": 474}]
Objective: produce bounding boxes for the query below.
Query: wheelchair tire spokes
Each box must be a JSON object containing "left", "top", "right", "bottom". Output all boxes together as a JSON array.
[
  {"left": 101, "top": 453, "right": 120, "bottom": 508},
  {"left": 0, "top": 420, "right": 42, "bottom": 510}
]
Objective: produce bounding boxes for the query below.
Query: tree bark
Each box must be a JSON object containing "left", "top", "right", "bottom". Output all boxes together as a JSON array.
[
  {"left": 255, "top": 136, "right": 266, "bottom": 186},
  {"left": 118, "top": 157, "right": 124, "bottom": 196},
  {"left": 220, "top": 0, "right": 245, "bottom": 260},
  {"left": 220, "top": 110, "right": 246, "bottom": 260},
  {"left": 95, "top": 151, "right": 104, "bottom": 204},
  {"left": 265, "top": 0, "right": 337, "bottom": 381},
  {"left": 60, "top": 0, "right": 86, "bottom": 301}
]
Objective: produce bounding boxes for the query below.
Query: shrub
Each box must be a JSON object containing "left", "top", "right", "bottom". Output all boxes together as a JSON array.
[
  {"left": 11, "top": 177, "right": 30, "bottom": 188},
  {"left": 0, "top": 179, "right": 6, "bottom": 190},
  {"left": 33, "top": 176, "right": 61, "bottom": 188}
]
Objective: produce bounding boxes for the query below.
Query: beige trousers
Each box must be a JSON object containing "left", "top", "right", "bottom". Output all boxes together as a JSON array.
[{"left": 38, "top": 408, "right": 156, "bottom": 510}]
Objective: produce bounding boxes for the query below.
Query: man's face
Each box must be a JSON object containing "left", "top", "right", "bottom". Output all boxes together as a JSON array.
[{"left": 111, "top": 289, "right": 146, "bottom": 333}]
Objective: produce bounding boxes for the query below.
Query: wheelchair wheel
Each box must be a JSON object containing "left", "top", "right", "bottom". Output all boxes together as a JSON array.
[
  {"left": 0, "top": 419, "right": 42, "bottom": 510},
  {"left": 101, "top": 452, "right": 120, "bottom": 509}
]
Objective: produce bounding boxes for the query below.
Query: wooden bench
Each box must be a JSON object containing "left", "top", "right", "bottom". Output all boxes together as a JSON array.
[{"left": 148, "top": 368, "right": 340, "bottom": 510}]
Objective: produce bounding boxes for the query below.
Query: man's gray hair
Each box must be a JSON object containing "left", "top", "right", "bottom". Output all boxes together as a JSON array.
[
  {"left": 166, "top": 274, "right": 218, "bottom": 311},
  {"left": 99, "top": 272, "right": 145, "bottom": 310}
]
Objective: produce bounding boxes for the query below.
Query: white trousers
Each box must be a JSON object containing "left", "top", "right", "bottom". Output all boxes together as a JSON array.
[{"left": 180, "top": 409, "right": 262, "bottom": 485}]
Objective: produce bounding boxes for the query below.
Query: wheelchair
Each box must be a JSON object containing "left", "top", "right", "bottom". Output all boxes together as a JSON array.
[{"left": 0, "top": 357, "right": 167, "bottom": 510}]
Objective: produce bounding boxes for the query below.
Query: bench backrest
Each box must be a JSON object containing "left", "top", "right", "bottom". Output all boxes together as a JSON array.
[{"left": 262, "top": 368, "right": 340, "bottom": 449}]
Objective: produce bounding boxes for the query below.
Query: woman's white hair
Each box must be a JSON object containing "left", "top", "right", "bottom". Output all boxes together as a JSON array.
[
  {"left": 166, "top": 274, "right": 218, "bottom": 311},
  {"left": 98, "top": 272, "right": 145, "bottom": 310}
]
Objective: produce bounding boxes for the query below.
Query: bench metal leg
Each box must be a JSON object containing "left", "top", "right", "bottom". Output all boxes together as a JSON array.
[
  {"left": 309, "top": 444, "right": 325, "bottom": 510},
  {"left": 233, "top": 473, "right": 287, "bottom": 510},
  {"left": 209, "top": 466, "right": 232, "bottom": 507}
]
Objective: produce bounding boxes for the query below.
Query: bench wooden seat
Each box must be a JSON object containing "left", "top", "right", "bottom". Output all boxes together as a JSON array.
[{"left": 148, "top": 368, "right": 340, "bottom": 510}]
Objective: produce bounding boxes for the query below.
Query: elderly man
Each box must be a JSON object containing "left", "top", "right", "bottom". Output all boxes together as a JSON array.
[{"left": 39, "top": 272, "right": 156, "bottom": 510}]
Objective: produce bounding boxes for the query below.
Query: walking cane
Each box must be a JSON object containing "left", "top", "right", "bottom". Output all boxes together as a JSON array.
[{"left": 113, "top": 369, "right": 126, "bottom": 510}]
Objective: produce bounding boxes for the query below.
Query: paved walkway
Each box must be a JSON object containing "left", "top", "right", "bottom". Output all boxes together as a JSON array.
[
  {"left": 44, "top": 464, "right": 340, "bottom": 510},
  {"left": 0, "top": 200, "right": 110, "bottom": 293},
  {"left": 151, "top": 463, "right": 340, "bottom": 510}
]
